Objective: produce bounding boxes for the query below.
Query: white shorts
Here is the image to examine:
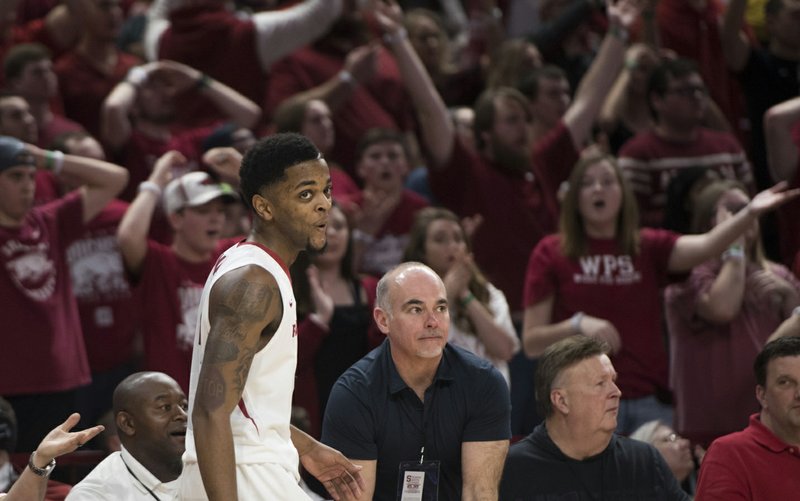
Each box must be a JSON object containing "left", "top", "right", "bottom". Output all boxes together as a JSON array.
[{"left": 179, "top": 461, "right": 313, "bottom": 501}]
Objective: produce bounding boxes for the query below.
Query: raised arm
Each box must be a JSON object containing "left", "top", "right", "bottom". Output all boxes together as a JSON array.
[
  {"left": 668, "top": 183, "right": 800, "bottom": 272},
  {"left": 192, "top": 265, "right": 281, "bottom": 501},
  {"left": 253, "top": 0, "right": 344, "bottom": 70},
  {"left": 275, "top": 44, "right": 379, "bottom": 116},
  {"left": 461, "top": 440, "right": 509, "bottom": 501},
  {"left": 720, "top": 0, "right": 751, "bottom": 72},
  {"left": 26, "top": 143, "right": 128, "bottom": 224},
  {"left": 764, "top": 96, "right": 800, "bottom": 183},
  {"left": 375, "top": 1, "right": 455, "bottom": 169},
  {"left": 3, "top": 413, "right": 103, "bottom": 501},
  {"left": 101, "top": 65, "right": 144, "bottom": 150},
  {"left": 116, "top": 150, "right": 180, "bottom": 276},
  {"left": 563, "top": 0, "right": 640, "bottom": 149},
  {"left": 694, "top": 212, "right": 747, "bottom": 324}
]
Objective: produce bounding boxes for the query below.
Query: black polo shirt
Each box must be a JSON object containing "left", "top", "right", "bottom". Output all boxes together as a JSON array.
[{"left": 321, "top": 340, "right": 511, "bottom": 501}]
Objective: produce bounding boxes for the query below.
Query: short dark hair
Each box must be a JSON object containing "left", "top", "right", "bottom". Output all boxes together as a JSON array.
[
  {"left": 754, "top": 336, "right": 800, "bottom": 387},
  {"left": 517, "top": 64, "right": 567, "bottom": 101},
  {"left": 273, "top": 95, "right": 310, "bottom": 134},
  {"left": 0, "top": 397, "right": 17, "bottom": 453},
  {"left": 355, "top": 128, "right": 410, "bottom": 163},
  {"left": 647, "top": 58, "right": 700, "bottom": 119},
  {"left": 3, "top": 43, "right": 51, "bottom": 82},
  {"left": 535, "top": 336, "right": 609, "bottom": 418},
  {"left": 239, "top": 133, "right": 321, "bottom": 211},
  {"left": 472, "top": 86, "right": 531, "bottom": 151}
]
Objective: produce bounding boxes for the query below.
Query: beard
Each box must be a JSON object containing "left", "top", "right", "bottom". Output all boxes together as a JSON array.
[{"left": 490, "top": 135, "right": 530, "bottom": 176}]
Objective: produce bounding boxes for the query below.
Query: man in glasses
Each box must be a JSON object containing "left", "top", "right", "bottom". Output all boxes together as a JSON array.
[{"left": 618, "top": 58, "right": 755, "bottom": 227}]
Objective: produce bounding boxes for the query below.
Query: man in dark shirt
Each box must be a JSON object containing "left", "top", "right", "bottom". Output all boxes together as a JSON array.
[
  {"left": 500, "top": 336, "right": 688, "bottom": 500},
  {"left": 322, "top": 262, "right": 511, "bottom": 500}
]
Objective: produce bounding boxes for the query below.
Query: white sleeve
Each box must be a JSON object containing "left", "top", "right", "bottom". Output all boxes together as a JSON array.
[
  {"left": 487, "top": 284, "right": 521, "bottom": 351},
  {"left": 144, "top": 0, "right": 178, "bottom": 61},
  {"left": 253, "top": 0, "right": 343, "bottom": 70}
]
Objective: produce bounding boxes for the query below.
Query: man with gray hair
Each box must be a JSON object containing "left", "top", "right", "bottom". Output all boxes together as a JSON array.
[
  {"left": 500, "top": 336, "right": 688, "bottom": 500},
  {"left": 322, "top": 261, "right": 511, "bottom": 501}
]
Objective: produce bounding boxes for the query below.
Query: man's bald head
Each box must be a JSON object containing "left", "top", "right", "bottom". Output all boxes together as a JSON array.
[
  {"left": 112, "top": 371, "right": 182, "bottom": 417},
  {"left": 375, "top": 261, "right": 443, "bottom": 314}
]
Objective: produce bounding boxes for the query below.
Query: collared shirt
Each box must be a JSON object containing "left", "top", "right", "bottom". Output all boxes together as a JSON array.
[
  {"left": 322, "top": 341, "right": 511, "bottom": 501},
  {"left": 66, "top": 446, "right": 180, "bottom": 501},
  {"left": 695, "top": 413, "right": 800, "bottom": 500}
]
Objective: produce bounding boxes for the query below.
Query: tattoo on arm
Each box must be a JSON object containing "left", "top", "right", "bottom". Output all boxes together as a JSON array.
[
  {"left": 219, "top": 280, "right": 275, "bottom": 323},
  {"left": 233, "top": 345, "right": 256, "bottom": 396},
  {"left": 197, "top": 365, "right": 226, "bottom": 410}
]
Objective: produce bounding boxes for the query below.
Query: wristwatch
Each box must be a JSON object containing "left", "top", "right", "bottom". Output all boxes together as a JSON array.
[{"left": 28, "top": 452, "right": 56, "bottom": 477}]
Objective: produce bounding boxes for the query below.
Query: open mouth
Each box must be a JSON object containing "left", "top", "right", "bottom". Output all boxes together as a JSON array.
[{"left": 593, "top": 200, "right": 606, "bottom": 209}]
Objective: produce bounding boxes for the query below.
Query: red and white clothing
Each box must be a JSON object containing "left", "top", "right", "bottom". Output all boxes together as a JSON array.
[
  {"left": 524, "top": 229, "right": 679, "bottom": 398},
  {"left": 0, "top": 191, "right": 90, "bottom": 395},
  {"left": 341, "top": 189, "right": 428, "bottom": 276},
  {"left": 135, "top": 238, "right": 237, "bottom": 392},
  {"left": 618, "top": 128, "right": 754, "bottom": 228},
  {"left": 696, "top": 414, "right": 800, "bottom": 500},
  {"left": 67, "top": 200, "right": 141, "bottom": 373},
  {"left": 429, "top": 121, "right": 578, "bottom": 312},
  {"left": 54, "top": 50, "right": 142, "bottom": 138},
  {"left": 665, "top": 260, "right": 799, "bottom": 447},
  {"left": 148, "top": 0, "right": 341, "bottom": 108},
  {"left": 182, "top": 242, "right": 302, "bottom": 499}
]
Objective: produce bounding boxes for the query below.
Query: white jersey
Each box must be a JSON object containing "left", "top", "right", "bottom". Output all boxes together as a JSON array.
[{"left": 183, "top": 241, "right": 299, "bottom": 471}]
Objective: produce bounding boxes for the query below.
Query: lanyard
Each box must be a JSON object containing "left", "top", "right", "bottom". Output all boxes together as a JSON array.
[{"left": 120, "top": 456, "right": 163, "bottom": 501}]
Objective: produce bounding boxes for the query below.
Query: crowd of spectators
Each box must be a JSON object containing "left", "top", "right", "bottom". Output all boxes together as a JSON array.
[{"left": 1, "top": 0, "right": 800, "bottom": 499}]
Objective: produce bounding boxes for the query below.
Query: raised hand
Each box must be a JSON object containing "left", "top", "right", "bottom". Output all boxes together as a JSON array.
[
  {"left": 747, "top": 181, "right": 800, "bottom": 216},
  {"left": 606, "top": 0, "right": 642, "bottom": 30},
  {"left": 307, "top": 264, "right": 334, "bottom": 325},
  {"left": 35, "top": 413, "right": 104, "bottom": 464},
  {"left": 203, "top": 147, "right": 242, "bottom": 184},
  {"left": 344, "top": 45, "right": 379, "bottom": 85},
  {"left": 148, "top": 150, "right": 185, "bottom": 188}
]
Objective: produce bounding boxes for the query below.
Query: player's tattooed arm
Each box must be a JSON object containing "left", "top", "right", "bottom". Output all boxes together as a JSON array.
[{"left": 192, "top": 265, "right": 282, "bottom": 501}]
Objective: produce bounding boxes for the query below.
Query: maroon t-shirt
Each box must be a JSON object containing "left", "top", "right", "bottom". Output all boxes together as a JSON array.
[
  {"left": 158, "top": 2, "right": 265, "bottom": 110},
  {"left": 54, "top": 50, "right": 141, "bottom": 137},
  {"left": 37, "top": 113, "right": 84, "bottom": 150},
  {"left": 429, "top": 121, "right": 578, "bottom": 312},
  {"left": 136, "top": 237, "right": 239, "bottom": 392},
  {"left": 66, "top": 200, "right": 141, "bottom": 372},
  {"left": 0, "top": 191, "right": 91, "bottom": 395},
  {"left": 523, "top": 229, "right": 679, "bottom": 398}
]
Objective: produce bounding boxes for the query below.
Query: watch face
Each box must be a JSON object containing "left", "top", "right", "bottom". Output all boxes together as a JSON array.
[{"left": 29, "top": 454, "right": 55, "bottom": 477}]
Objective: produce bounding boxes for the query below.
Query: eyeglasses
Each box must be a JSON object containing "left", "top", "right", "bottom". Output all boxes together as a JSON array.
[
  {"left": 665, "top": 85, "right": 708, "bottom": 98},
  {"left": 662, "top": 432, "right": 679, "bottom": 443}
]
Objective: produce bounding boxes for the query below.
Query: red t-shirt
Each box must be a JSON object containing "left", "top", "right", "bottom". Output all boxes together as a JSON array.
[
  {"left": 656, "top": 0, "right": 746, "bottom": 135},
  {"left": 618, "top": 128, "right": 754, "bottom": 228},
  {"left": 37, "top": 113, "right": 84, "bottom": 149},
  {"left": 159, "top": 3, "right": 266, "bottom": 108},
  {"left": 0, "top": 191, "right": 91, "bottom": 395},
  {"left": 266, "top": 45, "right": 416, "bottom": 173},
  {"left": 54, "top": 50, "right": 142, "bottom": 137},
  {"left": 696, "top": 414, "right": 800, "bottom": 500},
  {"left": 428, "top": 121, "right": 578, "bottom": 312},
  {"left": 66, "top": 200, "right": 141, "bottom": 372},
  {"left": 523, "top": 229, "right": 679, "bottom": 398},
  {"left": 136, "top": 237, "right": 239, "bottom": 392}
]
